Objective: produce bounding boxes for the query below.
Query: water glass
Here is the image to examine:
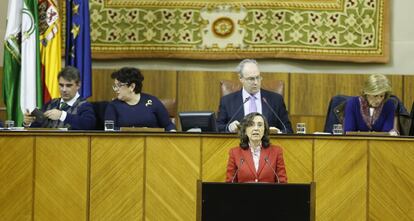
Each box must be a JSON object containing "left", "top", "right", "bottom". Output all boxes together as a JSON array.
[
  {"left": 5, "top": 120, "right": 14, "bottom": 129},
  {"left": 296, "top": 123, "right": 306, "bottom": 134},
  {"left": 104, "top": 120, "right": 115, "bottom": 131},
  {"left": 332, "top": 124, "right": 343, "bottom": 135}
]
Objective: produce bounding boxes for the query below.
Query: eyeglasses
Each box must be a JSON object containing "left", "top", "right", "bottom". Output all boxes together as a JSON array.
[
  {"left": 244, "top": 76, "right": 262, "bottom": 83},
  {"left": 112, "top": 83, "right": 128, "bottom": 91}
]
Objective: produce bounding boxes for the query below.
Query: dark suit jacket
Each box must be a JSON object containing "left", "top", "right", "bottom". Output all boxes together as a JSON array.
[
  {"left": 31, "top": 97, "right": 96, "bottom": 130},
  {"left": 216, "top": 89, "right": 293, "bottom": 133},
  {"left": 226, "top": 145, "right": 288, "bottom": 183}
]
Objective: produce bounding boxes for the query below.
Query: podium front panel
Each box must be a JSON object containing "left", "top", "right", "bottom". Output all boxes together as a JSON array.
[{"left": 200, "top": 182, "right": 314, "bottom": 221}]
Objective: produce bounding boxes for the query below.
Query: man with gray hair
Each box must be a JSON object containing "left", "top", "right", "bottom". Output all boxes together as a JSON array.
[
  {"left": 216, "top": 59, "right": 293, "bottom": 133},
  {"left": 23, "top": 66, "right": 96, "bottom": 130}
]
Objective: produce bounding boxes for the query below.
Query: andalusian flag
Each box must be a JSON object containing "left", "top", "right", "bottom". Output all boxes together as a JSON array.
[
  {"left": 65, "top": 0, "right": 92, "bottom": 98},
  {"left": 3, "top": 0, "right": 23, "bottom": 125},
  {"left": 39, "top": 0, "right": 61, "bottom": 102},
  {"left": 21, "top": 0, "right": 42, "bottom": 114},
  {"left": 3, "top": 0, "right": 41, "bottom": 126}
]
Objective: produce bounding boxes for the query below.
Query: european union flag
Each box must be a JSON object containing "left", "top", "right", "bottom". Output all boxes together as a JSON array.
[{"left": 65, "top": 0, "right": 91, "bottom": 98}]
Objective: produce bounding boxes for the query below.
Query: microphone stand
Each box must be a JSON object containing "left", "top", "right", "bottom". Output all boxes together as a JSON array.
[
  {"left": 265, "top": 157, "right": 280, "bottom": 183},
  {"left": 225, "top": 97, "right": 250, "bottom": 132},
  {"left": 262, "top": 97, "right": 287, "bottom": 134},
  {"left": 231, "top": 158, "right": 244, "bottom": 183}
]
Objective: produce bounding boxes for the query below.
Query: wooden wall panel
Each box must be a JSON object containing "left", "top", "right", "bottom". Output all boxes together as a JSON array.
[
  {"left": 177, "top": 71, "right": 236, "bottom": 113},
  {"left": 273, "top": 138, "right": 313, "bottom": 183},
  {"left": 90, "top": 137, "right": 144, "bottom": 221},
  {"left": 34, "top": 136, "right": 89, "bottom": 221},
  {"left": 314, "top": 139, "right": 367, "bottom": 221},
  {"left": 141, "top": 70, "right": 177, "bottom": 100},
  {"left": 387, "top": 75, "right": 404, "bottom": 98},
  {"left": 90, "top": 69, "right": 114, "bottom": 101},
  {"left": 0, "top": 136, "right": 33, "bottom": 221},
  {"left": 201, "top": 137, "right": 239, "bottom": 182},
  {"left": 290, "top": 73, "right": 337, "bottom": 116},
  {"left": 145, "top": 137, "right": 200, "bottom": 221},
  {"left": 369, "top": 140, "right": 414, "bottom": 220}
]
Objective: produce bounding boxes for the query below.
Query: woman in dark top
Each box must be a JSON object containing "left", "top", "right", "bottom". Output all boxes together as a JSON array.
[
  {"left": 104, "top": 67, "right": 176, "bottom": 131},
  {"left": 344, "top": 74, "right": 396, "bottom": 134}
]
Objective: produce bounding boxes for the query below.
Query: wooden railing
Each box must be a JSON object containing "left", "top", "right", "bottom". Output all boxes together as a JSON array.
[{"left": 1, "top": 132, "right": 414, "bottom": 220}]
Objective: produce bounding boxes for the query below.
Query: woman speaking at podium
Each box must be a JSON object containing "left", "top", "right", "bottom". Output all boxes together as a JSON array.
[{"left": 225, "top": 112, "right": 287, "bottom": 183}]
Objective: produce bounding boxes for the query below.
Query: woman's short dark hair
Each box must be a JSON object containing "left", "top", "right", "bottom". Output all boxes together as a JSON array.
[
  {"left": 111, "top": 67, "right": 144, "bottom": 94},
  {"left": 239, "top": 112, "right": 270, "bottom": 149}
]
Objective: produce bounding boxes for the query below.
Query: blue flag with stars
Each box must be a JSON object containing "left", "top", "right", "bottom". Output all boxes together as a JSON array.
[{"left": 65, "top": 0, "right": 92, "bottom": 98}]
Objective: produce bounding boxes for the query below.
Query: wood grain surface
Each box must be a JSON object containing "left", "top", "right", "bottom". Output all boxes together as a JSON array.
[{"left": 1, "top": 133, "right": 414, "bottom": 221}]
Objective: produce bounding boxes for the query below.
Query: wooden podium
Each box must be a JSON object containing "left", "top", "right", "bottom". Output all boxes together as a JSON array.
[{"left": 197, "top": 181, "right": 315, "bottom": 221}]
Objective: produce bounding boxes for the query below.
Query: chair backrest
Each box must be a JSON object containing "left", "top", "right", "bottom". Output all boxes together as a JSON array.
[
  {"left": 160, "top": 98, "right": 177, "bottom": 124},
  {"left": 220, "top": 79, "right": 284, "bottom": 97},
  {"left": 91, "top": 101, "right": 109, "bottom": 130},
  {"left": 389, "top": 95, "right": 411, "bottom": 135},
  {"left": 323, "top": 95, "right": 351, "bottom": 133}
]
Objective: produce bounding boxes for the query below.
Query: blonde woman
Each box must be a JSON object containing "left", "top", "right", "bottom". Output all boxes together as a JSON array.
[{"left": 344, "top": 74, "right": 395, "bottom": 133}]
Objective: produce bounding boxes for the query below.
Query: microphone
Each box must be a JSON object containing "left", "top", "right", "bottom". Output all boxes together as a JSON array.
[
  {"left": 231, "top": 158, "right": 244, "bottom": 183},
  {"left": 264, "top": 156, "right": 280, "bottom": 183},
  {"left": 225, "top": 97, "right": 250, "bottom": 132},
  {"left": 262, "top": 97, "right": 287, "bottom": 134}
]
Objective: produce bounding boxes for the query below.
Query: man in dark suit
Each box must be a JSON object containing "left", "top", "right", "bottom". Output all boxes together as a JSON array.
[
  {"left": 216, "top": 59, "right": 293, "bottom": 133},
  {"left": 23, "top": 66, "right": 96, "bottom": 130}
]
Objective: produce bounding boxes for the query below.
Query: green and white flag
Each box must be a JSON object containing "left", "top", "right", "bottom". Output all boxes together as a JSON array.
[
  {"left": 3, "top": 0, "right": 41, "bottom": 126},
  {"left": 21, "top": 0, "right": 42, "bottom": 115},
  {"left": 3, "top": 0, "right": 23, "bottom": 125}
]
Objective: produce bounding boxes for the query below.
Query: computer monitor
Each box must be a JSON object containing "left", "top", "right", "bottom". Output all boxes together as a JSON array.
[{"left": 179, "top": 111, "right": 217, "bottom": 132}]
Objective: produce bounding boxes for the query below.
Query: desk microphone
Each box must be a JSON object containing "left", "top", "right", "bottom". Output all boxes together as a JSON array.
[
  {"left": 231, "top": 158, "right": 244, "bottom": 183},
  {"left": 264, "top": 156, "right": 280, "bottom": 183},
  {"left": 225, "top": 97, "right": 250, "bottom": 132},
  {"left": 262, "top": 97, "right": 287, "bottom": 134}
]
